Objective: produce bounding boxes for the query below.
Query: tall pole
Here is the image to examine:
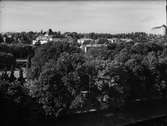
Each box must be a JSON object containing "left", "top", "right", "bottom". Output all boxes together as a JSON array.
[
  {"left": 166, "top": 0, "right": 167, "bottom": 35},
  {"left": 166, "top": 0, "right": 167, "bottom": 25}
]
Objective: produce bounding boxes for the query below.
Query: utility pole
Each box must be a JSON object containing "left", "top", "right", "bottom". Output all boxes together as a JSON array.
[
  {"left": 166, "top": 0, "right": 167, "bottom": 25},
  {"left": 165, "top": 0, "right": 167, "bottom": 36}
]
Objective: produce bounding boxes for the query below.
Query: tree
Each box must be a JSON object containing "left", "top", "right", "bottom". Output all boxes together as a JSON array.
[
  {"left": 86, "top": 46, "right": 109, "bottom": 60},
  {"left": 95, "top": 62, "right": 129, "bottom": 108},
  {"left": 125, "top": 58, "right": 147, "bottom": 99},
  {"left": 131, "top": 43, "right": 144, "bottom": 54},
  {"left": 141, "top": 52, "right": 160, "bottom": 98},
  {"left": 28, "top": 51, "right": 86, "bottom": 117},
  {"left": 95, "top": 38, "right": 109, "bottom": 44},
  {"left": 48, "top": 29, "right": 53, "bottom": 35},
  {"left": 142, "top": 51, "right": 158, "bottom": 70},
  {"left": 30, "top": 41, "right": 81, "bottom": 79},
  {"left": 0, "top": 34, "right": 3, "bottom": 43},
  {"left": 114, "top": 48, "right": 130, "bottom": 63},
  {"left": 0, "top": 52, "right": 16, "bottom": 70}
]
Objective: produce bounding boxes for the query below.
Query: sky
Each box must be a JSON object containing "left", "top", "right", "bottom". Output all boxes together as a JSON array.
[{"left": 0, "top": 0, "right": 166, "bottom": 34}]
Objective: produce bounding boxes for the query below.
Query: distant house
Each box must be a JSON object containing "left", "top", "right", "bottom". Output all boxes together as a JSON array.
[
  {"left": 79, "top": 37, "right": 133, "bottom": 53},
  {"left": 80, "top": 44, "right": 107, "bottom": 53},
  {"left": 33, "top": 31, "right": 65, "bottom": 45},
  {"left": 33, "top": 36, "right": 49, "bottom": 45},
  {"left": 33, "top": 32, "right": 51, "bottom": 44},
  {"left": 77, "top": 38, "right": 94, "bottom": 45},
  {"left": 107, "top": 38, "right": 133, "bottom": 44},
  {"left": 32, "top": 29, "right": 55, "bottom": 45},
  {"left": 107, "top": 38, "right": 119, "bottom": 43},
  {"left": 120, "top": 38, "right": 133, "bottom": 43},
  {"left": 80, "top": 38, "right": 107, "bottom": 53}
]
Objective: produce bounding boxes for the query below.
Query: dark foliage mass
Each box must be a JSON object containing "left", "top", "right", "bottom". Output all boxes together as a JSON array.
[
  {"left": 0, "top": 44, "right": 34, "bottom": 59},
  {"left": 1, "top": 31, "right": 167, "bottom": 123},
  {"left": 0, "top": 52, "right": 16, "bottom": 69},
  {"left": 0, "top": 81, "right": 44, "bottom": 126},
  {"left": 27, "top": 35, "right": 167, "bottom": 118}
]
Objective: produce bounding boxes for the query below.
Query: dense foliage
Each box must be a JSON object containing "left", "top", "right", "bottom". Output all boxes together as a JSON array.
[
  {"left": 26, "top": 35, "right": 167, "bottom": 118},
  {"left": 0, "top": 80, "right": 44, "bottom": 126},
  {"left": 0, "top": 52, "right": 16, "bottom": 69},
  {"left": 1, "top": 31, "right": 167, "bottom": 121},
  {"left": 0, "top": 43, "right": 34, "bottom": 59}
]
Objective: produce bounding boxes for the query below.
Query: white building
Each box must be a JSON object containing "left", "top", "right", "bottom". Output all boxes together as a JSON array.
[
  {"left": 107, "top": 38, "right": 133, "bottom": 44},
  {"left": 107, "top": 38, "right": 119, "bottom": 43},
  {"left": 81, "top": 44, "right": 107, "bottom": 53},
  {"left": 78, "top": 38, "right": 110, "bottom": 53},
  {"left": 32, "top": 34, "right": 52, "bottom": 44},
  {"left": 120, "top": 38, "right": 133, "bottom": 43}
]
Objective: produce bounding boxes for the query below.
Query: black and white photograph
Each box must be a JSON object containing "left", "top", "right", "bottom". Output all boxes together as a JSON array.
[{"left": 0, "top": 0, "right": 167, "bottom": 126}]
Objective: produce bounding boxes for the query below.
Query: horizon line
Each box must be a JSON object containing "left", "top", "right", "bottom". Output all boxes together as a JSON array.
[{"left": 0, "top": 0, "right": 164, "bottom": 1}]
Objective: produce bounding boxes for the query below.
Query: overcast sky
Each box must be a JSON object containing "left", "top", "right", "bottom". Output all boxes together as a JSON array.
[
  {"left": 1, "top": 0, "right": 165, "bottom": 1},
  {"left": 0, "top": 0, "right": 166, "bottom": 34}
]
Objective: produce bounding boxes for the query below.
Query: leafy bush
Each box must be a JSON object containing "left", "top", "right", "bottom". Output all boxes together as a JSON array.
[
  {"left": 0, "top": 52, "right": 16, "bottom": 69},
  {"left": 0, "top": 43, "right": 34, "bottom": 59},
  {"left": 0, "top": 80, "right": 44, "bottom": 123}
]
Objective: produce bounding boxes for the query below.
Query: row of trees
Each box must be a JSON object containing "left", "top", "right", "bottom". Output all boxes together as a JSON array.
[
  {"left": 0, "top": 30, "right": 164, "bottom": 44},
  {"left": 0, "top": 43, "right": 34, "bottom": 59},
  {"left": 0, "top": 32, "right": 38, "bottom": 44}
]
